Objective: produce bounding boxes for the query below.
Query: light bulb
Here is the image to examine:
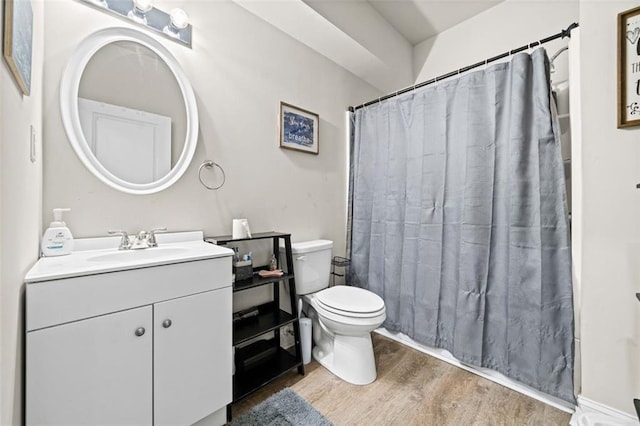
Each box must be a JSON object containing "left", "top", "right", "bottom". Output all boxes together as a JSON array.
[
  {"left": 133, "top": 0, "right": 152, "bottom": 13},
  {"left": 128, "top": 0, "right": 152, "bottom": 24},
  {"left": 169, "top": 8, "right": 189, "bottom": 30}
]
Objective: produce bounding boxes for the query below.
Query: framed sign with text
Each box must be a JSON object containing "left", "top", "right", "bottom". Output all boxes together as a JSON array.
[
  {"left": 618, "top": 6, "right": 640, "bottom": 128},
  {"left": 279, "top": 102, "right": 319, "bottom": 154}
]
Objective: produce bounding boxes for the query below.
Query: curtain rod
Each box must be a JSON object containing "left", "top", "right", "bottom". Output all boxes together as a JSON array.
[{"left": 348, "top": 22, "right": 579, "bottom": 112}]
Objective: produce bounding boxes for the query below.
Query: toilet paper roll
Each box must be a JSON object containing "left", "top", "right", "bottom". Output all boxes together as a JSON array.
[{"left": 232, "top": 219, "right": 251, "bottom": 239}]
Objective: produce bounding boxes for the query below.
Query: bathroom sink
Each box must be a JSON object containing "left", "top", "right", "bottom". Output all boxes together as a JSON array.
[
  {"left": 86, "top": 246, "right": 192, "bottom": 263},
  {"left": 25, "top": 232, "right": 234, "bottom": 283}
]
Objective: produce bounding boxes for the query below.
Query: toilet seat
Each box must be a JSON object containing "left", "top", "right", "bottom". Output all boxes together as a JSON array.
[{"left": 314, "top": 286, "right": 385, "bottom": 319}]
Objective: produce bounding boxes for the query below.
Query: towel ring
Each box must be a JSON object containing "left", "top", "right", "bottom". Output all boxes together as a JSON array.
[{"left": 198, "top": 160, "right": 226, "bottom": 190}]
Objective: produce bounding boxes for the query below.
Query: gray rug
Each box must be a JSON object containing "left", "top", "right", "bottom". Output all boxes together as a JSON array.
[{"left": 230, "top": 388, "right": 332, "bottom": 426}]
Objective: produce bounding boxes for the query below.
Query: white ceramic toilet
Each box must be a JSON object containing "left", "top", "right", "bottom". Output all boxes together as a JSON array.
[{"left": 288, "top": 240, "right": 386, "bottom": 385}]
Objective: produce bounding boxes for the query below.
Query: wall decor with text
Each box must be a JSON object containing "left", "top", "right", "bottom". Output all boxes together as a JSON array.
[
  {"left": 279, "top": 102, "right": 319, "bottom": 154},
  {"left": 619, "top": 5, "right": 640, "bottom": 128}
]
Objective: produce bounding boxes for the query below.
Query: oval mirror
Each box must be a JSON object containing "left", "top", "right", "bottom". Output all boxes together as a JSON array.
[{"left": 60, "top": 27, "right": 198, "bottom": 195}]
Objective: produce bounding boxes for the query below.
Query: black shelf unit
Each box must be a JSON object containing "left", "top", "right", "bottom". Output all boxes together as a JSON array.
[
  {"left": 232, "top": 272, "right": 295, "bottom": 292},
  {"left": 233, "top": 343, "right": 299, "bottom": 401},
  {"left": 206, "top": 231, "right": 304, "bottom": 407},
  {"left": 233, "top": 302, "right": 296, "bottom": 345}
]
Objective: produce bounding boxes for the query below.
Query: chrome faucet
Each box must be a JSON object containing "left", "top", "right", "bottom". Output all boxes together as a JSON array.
[
  {"left": 108, "top": 230, "right": 131, "bottom": 250},
  {"left": 108, "top": 228, "right": 167, "bottom": 250},
  {"left": 148, "top": 227, "right": 167, "bottom": 247},
  {"left": 130, "top": 230, "right": 149, "bottom": 250}
]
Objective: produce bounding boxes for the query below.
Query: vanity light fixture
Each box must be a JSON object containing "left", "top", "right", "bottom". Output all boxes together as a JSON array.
[
  {"left": 78, "top": 0, "right": 192, "bottom": 48},
  {"left": 127, "top": 0, "right": 153, "bottom": 25},
  {"left": 163, "top": 8, "right": 189, "bottom": 38}
]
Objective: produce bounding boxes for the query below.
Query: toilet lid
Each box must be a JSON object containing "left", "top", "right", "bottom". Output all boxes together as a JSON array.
[{"left": 315, "top": 286, "right": 385, "bottom": 315}]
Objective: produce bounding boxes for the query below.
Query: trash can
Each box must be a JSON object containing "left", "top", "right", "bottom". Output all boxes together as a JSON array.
[{"left": 300, "top": 317, "right": 312, "bottom": 365}]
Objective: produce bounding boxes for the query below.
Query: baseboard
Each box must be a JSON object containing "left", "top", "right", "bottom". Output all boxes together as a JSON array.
[{"left": 570, "top": 396, "right": 639, "bottom": 426}]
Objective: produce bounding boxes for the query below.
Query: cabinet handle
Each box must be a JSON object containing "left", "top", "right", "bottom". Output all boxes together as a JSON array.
[
  {"left": 162, "top": 319, "right": 172, "bottom": 328},
  {"left": 135, "top": 327, "right": 146, "bottom": 337}
]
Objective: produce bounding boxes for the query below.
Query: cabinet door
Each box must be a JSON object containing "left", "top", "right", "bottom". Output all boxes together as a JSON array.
[
  {"left": 26, "top": 306, "right": 152, "bottom": 425},
  {"left": 154, "top": 288, "right": 232, "bottom": 425}
]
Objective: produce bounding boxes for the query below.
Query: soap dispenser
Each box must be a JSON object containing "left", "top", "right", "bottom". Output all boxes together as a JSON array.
[{"left": 41, "top": 208, "right": 74, "bottom": 257}]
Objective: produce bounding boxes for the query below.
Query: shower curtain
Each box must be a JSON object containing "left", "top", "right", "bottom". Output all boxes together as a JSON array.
[{"left": 349, "top": 49, "right": 574, "bottom": 402}]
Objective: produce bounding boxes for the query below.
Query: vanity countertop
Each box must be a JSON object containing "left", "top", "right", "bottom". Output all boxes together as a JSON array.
[{"left": 25, "top": 231, "right": 233, "bottom": 283}]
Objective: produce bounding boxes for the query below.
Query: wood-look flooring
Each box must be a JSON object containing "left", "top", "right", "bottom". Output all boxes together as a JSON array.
[{"left": 232, "top": 333, "right": 571, "bottom": 425}]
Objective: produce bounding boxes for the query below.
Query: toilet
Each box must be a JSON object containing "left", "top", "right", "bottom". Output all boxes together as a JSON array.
[{"left": 288, "top": 240, "right": 386, "bottom": 385}]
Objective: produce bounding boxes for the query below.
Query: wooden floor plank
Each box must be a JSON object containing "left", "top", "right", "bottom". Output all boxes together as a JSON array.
[{"left": 232, "top": 333, "right": 571, "bottom": 425}]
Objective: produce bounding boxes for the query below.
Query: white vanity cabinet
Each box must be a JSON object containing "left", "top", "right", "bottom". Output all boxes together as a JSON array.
[
  {"left": 25, "top": 246, "right": 233, "bottom": 426},
  {"left": 27, "top": 305, "right": 154, "bottom": 425},
  {"left": 154, "top": 289, "right": 231, "bottom": 425}
]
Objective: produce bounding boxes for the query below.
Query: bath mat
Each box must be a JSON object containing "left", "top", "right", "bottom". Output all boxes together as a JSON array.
[{"left": 230, "top": 388, "right": 332, "bottom": 426}]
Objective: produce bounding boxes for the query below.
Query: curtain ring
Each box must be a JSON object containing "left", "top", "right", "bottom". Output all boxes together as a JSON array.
[{"left": 198, "top": 160, "right": 226, "bottom": 190}]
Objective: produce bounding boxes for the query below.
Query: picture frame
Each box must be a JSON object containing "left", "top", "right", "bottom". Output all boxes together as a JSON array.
[
  {"left": 618, "top": 5, "right": 640, "bottom": 128},
  {"left": 279, "top": 102, "right": 319, "bottom": 155},
  {"left": 3, "top": 0, "right": 33, "bottom": 96}
]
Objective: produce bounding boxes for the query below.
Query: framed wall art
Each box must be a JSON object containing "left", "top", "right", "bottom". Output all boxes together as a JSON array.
[
  {"left": 279, "top": 102, "right": 319, "bottom": 154},
  {"left": 618, "top": 5, "right": 640, "bottom": 128},
  {"left": 3, "top": 0, "right": 33, "bottom": 96}
]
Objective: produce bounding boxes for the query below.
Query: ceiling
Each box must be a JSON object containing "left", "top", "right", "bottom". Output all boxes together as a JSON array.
[
  {"left": 366, "top": 0, "right": 503, "bottom": 46},
  {"left": 232, "top": 0, "right": 504, "bottom": 92}
]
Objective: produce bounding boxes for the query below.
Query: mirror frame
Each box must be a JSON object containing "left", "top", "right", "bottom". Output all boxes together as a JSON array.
[{"left": 60, "top": 27, "right": 198, "bottom": 195}]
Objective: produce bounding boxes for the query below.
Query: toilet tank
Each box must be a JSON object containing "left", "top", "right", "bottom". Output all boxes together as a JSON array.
[{"left": 281, "top": 240, "right": 333, "bottom": 295}]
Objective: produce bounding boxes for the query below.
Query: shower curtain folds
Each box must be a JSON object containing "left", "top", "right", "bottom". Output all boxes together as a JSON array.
[{"left": 349, "top": 49, "right": 574, "bottom": 402}]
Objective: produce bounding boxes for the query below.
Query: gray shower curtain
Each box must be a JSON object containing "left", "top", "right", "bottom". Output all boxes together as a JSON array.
[{"left": 349, "top": 49, "right": 574, "bottom": 402}]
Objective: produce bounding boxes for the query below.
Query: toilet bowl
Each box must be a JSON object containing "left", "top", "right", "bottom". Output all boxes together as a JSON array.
[
  {"left": 303, "top": 286, "right": 385, "bottom": 385},
  {"left": 287, "top": 240, "right": 386, "bottom": 385}
]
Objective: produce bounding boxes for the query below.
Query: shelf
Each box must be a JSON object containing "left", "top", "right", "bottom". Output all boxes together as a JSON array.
[
  {"left": 233, "top": 272, "right": 294, "bottom": 293},
  {"left": 233, "top": 344, "right": 301, "bottom": 401},
  {"left": 233, "top": 303, "right": 296, "bottom": 346},
  {"left": 207, "top": 230, "right": 303, "bottom": 404},
  {"left": 205, "top": 231, "right": 290, "bottom": 245}
]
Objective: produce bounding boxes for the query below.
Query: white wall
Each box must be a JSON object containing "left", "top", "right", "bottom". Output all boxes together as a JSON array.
[
  {"left": 303, "top": 0, "right": 414, "bottom": 89},
  {"left": 413, "top": 0, "right": 578, "bottom": 84},
  {"left": 579, "top": 0, "right": 640, "bottom": 416},
  {"left": 0, "top": 0, "right": 44, "bottom": 424},
  {"left": 42, "top": 0, "right": 380, "bottom": 261}
]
